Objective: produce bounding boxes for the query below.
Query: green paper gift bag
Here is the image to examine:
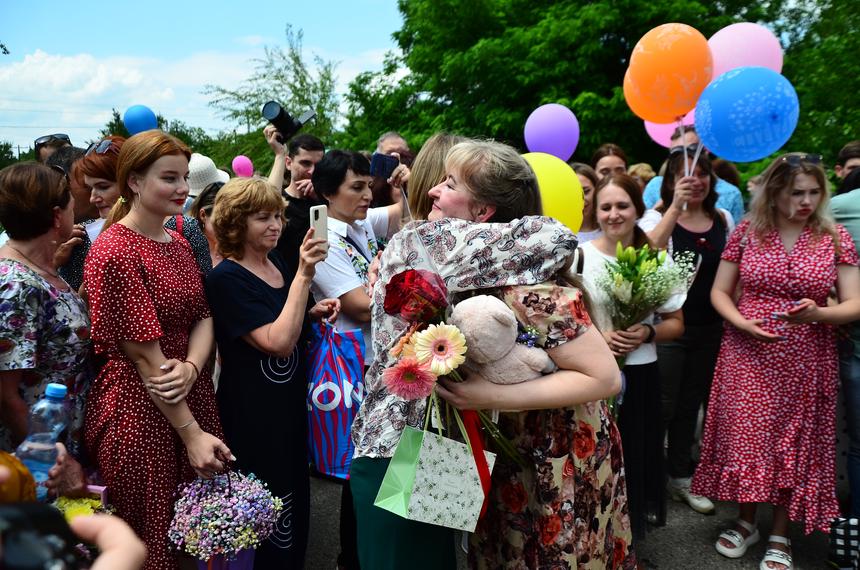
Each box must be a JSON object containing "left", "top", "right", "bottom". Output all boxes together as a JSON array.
[{"left": 373, "top": 426, "right": 496, "bottom": 532}]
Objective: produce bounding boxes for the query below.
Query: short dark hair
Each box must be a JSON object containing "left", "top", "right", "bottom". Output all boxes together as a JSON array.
[
  {"left": 46, "top": 146, "right": 85, "bottom": 172},
  {"left": 0, "top": 162, "right": 72, "bottom": 240},
  {"left": 287, "top": 134, "right": 325, "bottom": 158},
  {"left": 312, "top": 150, "right": 371, "bottom": 199},
  {"left": 837, "top": 140, "right": 860, "bottom": 166},
  {"left": 711, "top": 158, "right": 741, "bottom": 188}
]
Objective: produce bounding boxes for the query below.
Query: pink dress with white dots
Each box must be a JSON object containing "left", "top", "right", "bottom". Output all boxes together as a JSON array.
[
  {"left": 83, "top": 224, "right": 223, "bottom": 570},
  {"left": 691, "top": 220, "right": 859, "bottom": 533}
]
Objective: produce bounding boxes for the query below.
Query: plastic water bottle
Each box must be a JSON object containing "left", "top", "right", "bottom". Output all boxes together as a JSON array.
[{"left": 15, "top": 383, "right": 69, "bottom": 501}]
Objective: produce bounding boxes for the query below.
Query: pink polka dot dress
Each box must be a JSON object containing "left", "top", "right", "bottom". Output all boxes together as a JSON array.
[
  {"left": 691, "top": 220, "right": 859, "bottom": 534},
  {"left": 83, "top": 224, "right": 223, "bottom": 570}
]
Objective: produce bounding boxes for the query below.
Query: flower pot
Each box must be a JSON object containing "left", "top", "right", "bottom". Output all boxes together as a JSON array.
[{"left": 197, "top": 548, "right": 255, "bottom": 570}]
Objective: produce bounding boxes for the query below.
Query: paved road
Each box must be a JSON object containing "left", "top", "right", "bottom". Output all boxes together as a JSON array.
[{"left": 306, "top": 474, "right": 831, "bottom": 569}]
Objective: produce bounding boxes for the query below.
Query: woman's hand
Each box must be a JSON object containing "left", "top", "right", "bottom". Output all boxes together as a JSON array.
[
  {"left": 737, "top": 318, "right": 783, "bottom": 342},
  {"left": 436, "top": 371, "right": 502, "bottom": 411},
  {"left": 297, "top": 228, "right": 330, "bottom": 279},
  {"left": 46, "top": 443, "right": 87, "bottom": 497},
  {"left": 367, "top": 251, "right": 383, "bottom": 295},
  {"left": 147, "top": 359, "right": 197, "bottom": 404},
  {"left": 53, "top": 224, "right": 86, "bottom": 267},
  {"left": 387, "top": 152, "right": 410, "bottom": 190},
  {"left": 603, "top": 326, "right": 648, "bottom": 356},
  {"left": 180, "top": 425, "right": 234, "bottom": 479},
  {"left": 264, "top": 125, "right": 285, "bottom": 156},
  {"left": 70, "top": 515, "right": 147, "bottom": 570},
  {"left": 775, "top": 298, "right": 820, "bottom": 325},
  {"left": 310, "top": 298, "right": 341, "bottom": 323},
  {"left": 670, "top": 177, "right": 696, "bottom": 211}
]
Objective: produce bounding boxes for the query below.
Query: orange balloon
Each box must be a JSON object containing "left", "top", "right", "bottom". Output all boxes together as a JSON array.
[{"left": 625, "top": 23, "right": 713, "bottom": 123}]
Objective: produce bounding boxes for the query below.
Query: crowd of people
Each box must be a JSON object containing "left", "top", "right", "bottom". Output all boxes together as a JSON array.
[{"left": 0, "top": 125, "right": 859, "bottom": 570}]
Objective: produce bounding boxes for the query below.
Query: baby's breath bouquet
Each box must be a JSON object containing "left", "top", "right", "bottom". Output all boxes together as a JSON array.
[{"left": 595, "top": 242, "right": 697, "bottom": 332}]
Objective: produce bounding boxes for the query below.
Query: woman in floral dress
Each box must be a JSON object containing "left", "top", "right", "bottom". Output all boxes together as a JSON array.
[
  {"left": 0, "top": 162, "right": 91, "bottom": 496},
  {"left": 351, "top": 140, "right": 633, "bottom": 569},
  {"left": 692, "top": 154, "right": 860, "bottom": 570}
]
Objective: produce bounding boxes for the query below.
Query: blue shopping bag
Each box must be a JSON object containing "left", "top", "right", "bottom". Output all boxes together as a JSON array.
[{"left": 306, "top": 322, "right": 365, "bottom": 479}]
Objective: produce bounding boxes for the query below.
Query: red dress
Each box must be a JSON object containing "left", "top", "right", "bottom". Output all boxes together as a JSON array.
[
  {"left": 692, "top": 221, "right": 859, "bottom": 533},
  {"left": 83, "top": 224, "right": 223, "bottom": 570}
]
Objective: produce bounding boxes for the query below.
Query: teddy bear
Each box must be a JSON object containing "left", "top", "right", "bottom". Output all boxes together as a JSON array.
[{"left": 448, "top": 295, "right": 556, "bottom": 384}]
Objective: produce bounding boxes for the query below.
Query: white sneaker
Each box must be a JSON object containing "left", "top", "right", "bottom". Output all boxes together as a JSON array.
[{"left": 668, "top": 477, "right": 715, "bottom": 514}]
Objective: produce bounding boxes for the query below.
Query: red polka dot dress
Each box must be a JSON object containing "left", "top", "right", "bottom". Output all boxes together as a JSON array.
[
  {"left": 691, "top": 220, "right": 859, "bottom": 534},
  {"left": 83, "top": 224, "right": 223, "bottom": 570}
]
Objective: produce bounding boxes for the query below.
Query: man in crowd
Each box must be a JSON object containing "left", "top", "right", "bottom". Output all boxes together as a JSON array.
[
  {"left": 835, "top": 140, "right": 860, "bottom": 180},
  {"left": 34, "top": 133, "right": 72, "bottom": 163},
  {"left": 376, "top": 131, "right": 410, "bottom": 156}
]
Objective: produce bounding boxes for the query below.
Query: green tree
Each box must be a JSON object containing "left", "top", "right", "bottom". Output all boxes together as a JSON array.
[
  {"left": 0, "top": 141, "right": 16, "bottom": 169},
  {"left": 203, "top": 25, "right": 339, "bottom": 143},
  {"left": 342, "top": 0, "right": 793, "bottom": 167}
]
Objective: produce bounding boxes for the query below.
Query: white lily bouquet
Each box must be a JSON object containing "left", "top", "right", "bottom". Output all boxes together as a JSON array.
[{"left": 595, "top": 242, "right": 697, "bottom": 332}]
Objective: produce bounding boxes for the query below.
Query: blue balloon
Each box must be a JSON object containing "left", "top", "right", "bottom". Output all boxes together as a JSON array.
[
  {"left": 696, "top": 67, "right": 799, "bottom": 163},
  {"left": 123, "top": 105, "right": 158, "bottom": 135}
]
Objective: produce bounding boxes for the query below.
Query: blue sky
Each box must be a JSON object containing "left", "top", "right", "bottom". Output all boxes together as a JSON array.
[{"left": 0, "top": 0, "right": 404, "bottom": 152}]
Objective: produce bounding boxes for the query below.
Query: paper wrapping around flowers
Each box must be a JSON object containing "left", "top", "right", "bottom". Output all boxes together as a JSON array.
[{"left": 374, "top": 426, "right": 496, "bottom": 533}]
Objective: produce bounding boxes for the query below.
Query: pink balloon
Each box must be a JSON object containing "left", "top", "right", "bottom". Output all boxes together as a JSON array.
[
  {"left": 231, "top": 155, "right": 254, "bottom": 177},
  {"left": 644, "top": 110, "right": 695, "bottom": 148},
  {"left": 709, "top": 23, "right": 783, "bottom": 78}
]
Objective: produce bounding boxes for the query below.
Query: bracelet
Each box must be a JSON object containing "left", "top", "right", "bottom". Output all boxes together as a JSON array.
[
  {"left": 174, "top": 418, "right": 197, "bottom": 430},
  {"left": 643, "top": 323, "right": 657, "bottom": 344},
  {"left": 184, "top": 360, "right": 200, "bottom": 380}
]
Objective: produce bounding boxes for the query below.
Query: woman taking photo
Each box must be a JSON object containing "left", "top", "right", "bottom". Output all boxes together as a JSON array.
[
  {"left": 0, "top": 163, "right": 91, "bottom": 494},
  {"left": 351, "top": 140, "right": 632, "bottom": 569},
  {"left": 206, "top": 177, "right": 339, "bottom": 569},
  {"left": 654, "top": 150, "right": 732, "bottom": 516},
  {"left": 83, "top": 130, "right": 231, "bottom": 570},
  {"left": 692, "top": 153, "right": 860, "bottom": 570},
  {"left": 579, "top": 173, "right": 685, "bottom": 540}
]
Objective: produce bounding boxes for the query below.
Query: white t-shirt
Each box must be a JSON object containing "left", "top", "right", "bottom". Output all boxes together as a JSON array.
[
  {"left": 580, "top": 241, "right": 686, "bottom": 366},
  {"left": 311, "top": 207, "right": 389, "bottom": 365}
]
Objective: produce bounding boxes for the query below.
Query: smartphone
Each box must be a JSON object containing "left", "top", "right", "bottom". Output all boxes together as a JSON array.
[
  {"left": 369, "top": 152, "right": 399, "bottom": 180},
  {"left": 309, "top": 204, "right": 329, "bottom": 256}
]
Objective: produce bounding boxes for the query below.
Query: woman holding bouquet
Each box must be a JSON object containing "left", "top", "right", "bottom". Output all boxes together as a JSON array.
[
  {"left": 692, "top": 154, "right": 860, "bottom": 570},
  {"left": 579, "top": 173, "right": 685, "bottom": 540},
  {"left": 351, "top": 139, "right": 634, "bottom": 569}
]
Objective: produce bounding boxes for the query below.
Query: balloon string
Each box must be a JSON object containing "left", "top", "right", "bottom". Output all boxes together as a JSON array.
[
  {"left": 679, "top": 119, "right": 690, "bottom": 177},
  {"left": 691, "top": 141, "right": 705, "bottom": 170}
]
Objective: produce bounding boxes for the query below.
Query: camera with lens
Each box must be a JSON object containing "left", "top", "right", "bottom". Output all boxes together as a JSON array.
[
  {"left": 261, "top": 101, "right": 316, "bottom": 144},
  {"left": 0, "top": 503, "right": 90, "bottom": 569}
]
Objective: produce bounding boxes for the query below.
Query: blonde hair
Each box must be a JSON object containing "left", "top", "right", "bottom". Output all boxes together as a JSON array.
[
  {"left": 627, "top": 162, "right": 656, "bottom": 184},
  {"left": 104, "top": 130, "right": 191, "bottom": 231},
  {"left": 445, "top": 140, "right": 542, "bottom": 222},
  {"left": 748, "top": 153, "right": 839, "bottom": 249},
  {"left": 408, "top": 133, "right": 466, "bottom": 220},
  {"left": 211, "top": 177, "right": 286, "bottom": 260}
]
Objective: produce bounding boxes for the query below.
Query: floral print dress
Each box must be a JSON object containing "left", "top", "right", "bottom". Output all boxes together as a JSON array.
[
  {"left": 468, "top": 281, "right": 635, "bottom": 570},
  {"left": 0, "top": 259, "right": 91, "bottom": 456}
]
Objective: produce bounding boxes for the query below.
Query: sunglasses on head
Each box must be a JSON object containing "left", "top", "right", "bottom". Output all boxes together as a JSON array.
[
  {"left": 669, "top": 144, "right": 700, "bottom": 156},
  {"left": 50, "top": 164, "right": 70, "bottom": 183},
  {"left": 34, "top": 133, "right": 71, "bottom": 147},
  {"left": 85, "top": 139, "right": 114, "bottom": 156},
  {"left": 781, "top": 154, "right": 822, "bottom": 167}
]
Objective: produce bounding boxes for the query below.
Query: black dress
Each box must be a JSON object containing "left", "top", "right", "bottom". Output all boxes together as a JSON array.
[{"left": 205, "top": 251, "right": 310, "bottom": 569}]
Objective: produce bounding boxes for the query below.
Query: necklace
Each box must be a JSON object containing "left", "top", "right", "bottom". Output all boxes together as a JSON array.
[
  {"left": 6, "top": 244, "right": 60, "bottom": 278},
  {"left": 126, "top": 217, "right": 169, "bottom": 242}
]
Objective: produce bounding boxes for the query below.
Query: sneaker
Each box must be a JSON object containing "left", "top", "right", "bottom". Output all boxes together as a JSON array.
[{"left": 668, "top": 477, "right": 715, "bottom": 514}]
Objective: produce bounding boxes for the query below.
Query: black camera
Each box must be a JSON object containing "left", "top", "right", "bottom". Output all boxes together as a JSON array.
[
  {"left": 261, "top": 101, "right": 316, "bottom": 144},
  {"left": 0, "top": 503, "right": 90, "bottom": 569}
]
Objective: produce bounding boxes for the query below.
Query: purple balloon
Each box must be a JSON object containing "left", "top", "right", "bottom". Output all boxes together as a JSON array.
[
  {"left": 709, "top": 23, "right": 783, "bottom": 78},
  {"left": 524, "top": 104, "right": 580, "bottom": 161},
  {"left": 232, "top": 155, "right": 254, "bottom": 177}
]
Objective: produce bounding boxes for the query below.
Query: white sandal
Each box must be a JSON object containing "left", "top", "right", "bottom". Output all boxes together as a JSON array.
[
  {"left": 715, "top": 518, "right": 760, "bottom": 558},
  {"left": 759, "top": 535, "right": 792, "bottom": 570}
]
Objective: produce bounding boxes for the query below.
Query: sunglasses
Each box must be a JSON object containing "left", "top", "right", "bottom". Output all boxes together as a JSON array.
[
  {"left": 50, "top": 164, "right": 70, "bottom": 183},
  {"left": 85, "top": 139, "right": 114, "bottom": 156},
  {"left": 669, "top": 144, "right": 700, "bottom": 155},
  {"left": 781, "top": 154, "right": 822, "bottom": 167},
  {"left": 34, "top": 133, "right": 71, "bottom": 148}
]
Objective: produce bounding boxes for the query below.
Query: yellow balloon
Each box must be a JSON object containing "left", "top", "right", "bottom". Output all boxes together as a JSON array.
[{"left": 523, "top": 152, "right": 583, "bottom": 233}]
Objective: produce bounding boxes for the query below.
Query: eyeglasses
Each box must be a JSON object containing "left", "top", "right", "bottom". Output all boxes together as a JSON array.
[
  {"left": 33, "top": 133, "right": 71, "bottom": 148},
  {"left": 85, "top": 139, "right": 114, "bottom": 156},
  {"left": 781, "top": 154, "right": 822, "bottom": 167}
]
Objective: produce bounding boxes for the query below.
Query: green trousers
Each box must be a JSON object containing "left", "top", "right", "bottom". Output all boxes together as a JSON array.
[{"left": 350, "top": 456, "right": 457, "bottom": 569}]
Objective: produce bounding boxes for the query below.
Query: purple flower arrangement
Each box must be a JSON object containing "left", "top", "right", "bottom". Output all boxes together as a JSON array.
[{"left": 168, "top": 472, "right": 282, "bottom": 561}]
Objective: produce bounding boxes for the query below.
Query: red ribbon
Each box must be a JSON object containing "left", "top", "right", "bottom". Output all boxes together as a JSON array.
[{"left": 462, "top": 410, "right": 491, "bottom": 517}]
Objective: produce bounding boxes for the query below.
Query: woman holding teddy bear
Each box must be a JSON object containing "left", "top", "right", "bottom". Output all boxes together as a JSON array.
[{"left": 350, "top": 139, "right": 635, "bottom": 570}]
